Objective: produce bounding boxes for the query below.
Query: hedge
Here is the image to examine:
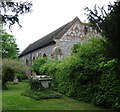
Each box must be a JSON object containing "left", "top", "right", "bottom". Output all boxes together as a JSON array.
[{"left": 36, "top": 37, "right": 120, "bottom": 111}]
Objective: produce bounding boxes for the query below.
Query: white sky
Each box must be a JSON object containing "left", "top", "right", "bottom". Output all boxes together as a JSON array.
[{"left": 8, "top": 0, "right": 115, "bottom": 52}]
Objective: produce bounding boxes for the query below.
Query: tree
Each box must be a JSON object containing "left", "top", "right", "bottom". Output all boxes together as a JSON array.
[
  {"left": 2, "top": 58, "right": 27, "bottom": 88},
  {"left": 0, "top": 29, "right": 19, "bottom": 59},
  {"left": 0, "top": 1, "right": 32, "bottom": 28},
  {"left": 0, "top": 1, "right": 32, "bottom": 88},
  {"left": 84, "top": 1, "right": 120, "bottom": 59},
  {"left": 0, "top": 1, "right": 32, "bottom": 58}
]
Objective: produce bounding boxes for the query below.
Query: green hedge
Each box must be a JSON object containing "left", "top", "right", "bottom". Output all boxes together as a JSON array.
[
  {"left": 38, "top": 37, "right": 120, "bottom": 111},
  {"left": 31, "top": 57, "right": 47, "bottom": 75}
]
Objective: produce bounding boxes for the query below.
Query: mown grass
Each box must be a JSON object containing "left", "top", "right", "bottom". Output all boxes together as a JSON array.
[
  {"left": 2, "top": 82, "right": 116, "bottom": 111},
  {"left": 0, "top": 87, "right": 2, "bottom": 112}
]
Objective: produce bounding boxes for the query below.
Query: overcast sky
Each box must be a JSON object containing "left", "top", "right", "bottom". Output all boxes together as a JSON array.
[{"left": 8, "top": 0, "right": 115, "bottom": 52}]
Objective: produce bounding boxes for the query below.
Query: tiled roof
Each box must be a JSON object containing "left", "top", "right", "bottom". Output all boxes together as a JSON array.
[{"left": 19, "top": 17, "right": 81, "bottom": 57}]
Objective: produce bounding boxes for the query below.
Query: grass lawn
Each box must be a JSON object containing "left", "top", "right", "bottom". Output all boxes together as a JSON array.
[
  {"left": 0, "top": 87, "right": 2, "bottom": 112},
  {"left": 2, "top": 82, "right": 115, "bottom": 111}
]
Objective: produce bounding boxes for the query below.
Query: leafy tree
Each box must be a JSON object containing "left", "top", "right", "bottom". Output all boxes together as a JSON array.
[
  {"left": 0, "top": 29, "right": 19, "bottom": 59},
  {"left": 0, "top": 1, "right": 32, "bottom": 88},
  {"left": 2, "top": 58, "right": 27, "bottom": 89},
  {"left": 0, "top": 1, "right": 32, "bottom": 28},
  {"left": 84, "top": 1, "right": 120, "bottom": 59},
  {"left": 0, "top": 1, "right": 32, "bottom": 58}
]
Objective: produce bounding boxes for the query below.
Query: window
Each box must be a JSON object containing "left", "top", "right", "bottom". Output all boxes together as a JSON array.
[
  {"left": 43, "top": 53, "right": 47, "bottom": 58},
  {"left": 33, "top": 57, "right": 36, "bottom": 60},
  {"left": 26, "top": 59, "right": 29, "bottom": 66}
]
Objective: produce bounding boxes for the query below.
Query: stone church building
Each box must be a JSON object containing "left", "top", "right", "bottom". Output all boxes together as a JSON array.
[{"left": 19, "top": 17, "right": 101, "bottom": 66}]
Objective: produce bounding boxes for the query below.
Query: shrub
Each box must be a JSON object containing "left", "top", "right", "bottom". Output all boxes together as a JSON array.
[
  {"left": 29, "top": 78, "right": 45, "bottom": 91},
  {"left": 2, "top": 58, "right": 27, "bottom": 87},
  {"left": 92, "top": 59, "right": 120, "bottom": 110},
  {"left": 26, "top": 77, "right": 62, "bottom": 100},
  {"left": 39, "top": 60, "right": 60, "bottom": 88},
  {"left": 15, "top": 73, "right": 28, "bottom": 82},
  {"left": 22, "top": 88, "right": 62, "bottom": 100},
  {"left": 31, "top": 57, "right": 47, "bottom": 75},
  {"left": 38, "top": 37, "right": 120, "bottom": 111}
]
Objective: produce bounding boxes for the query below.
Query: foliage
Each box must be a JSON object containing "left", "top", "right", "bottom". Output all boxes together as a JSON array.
[
  {"left": 3, "top": 82, "right": 107, "bottom": 110},
  {"left": 2, "top": 58, "right": 27, "bottom": 87},
  {"left": 93, "top": 59, "right": 120, "bottom": 110},
  {"left": 38, "top": 37, "right": 120, "bottom": 111},
  {"left": 22, "top": 88, "right": 62, "bottom": 100},
  {"left": 31, "top": 57, "right": 47, "bottom": 75},
  {"left": 84, "top": 2, "right": 120, "bottom": 59},
  {"left": 29, "top": 78, "right": 45, "bottom": 91},
  {"left": 71, "top": 42, "right": 81, "bottom": 53},
  {"left": 39, "top": 60, "right": 60, "bottom": 88},
  {"left": 1, "top": 29, "right": 19, "bottom": 59},
  {"left": 0, "top": 1, "right": 32, "bottom": 28},
  {"left": 15, "top": 73, "right": 28, "bottom": 82},
  {"left": 24, "top": 77, "right": 62, "bottom": 100}
]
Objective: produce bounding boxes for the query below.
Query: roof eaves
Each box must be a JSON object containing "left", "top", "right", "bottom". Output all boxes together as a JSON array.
[{"left": 19, "top": 17, "right": 83, "bottom": 58}]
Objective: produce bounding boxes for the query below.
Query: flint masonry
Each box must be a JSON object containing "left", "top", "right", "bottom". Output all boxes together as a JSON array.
[{"left": 19, "top": 17, "right": 101, "bottom": 66}]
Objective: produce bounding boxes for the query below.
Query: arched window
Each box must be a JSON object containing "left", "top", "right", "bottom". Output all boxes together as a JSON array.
[
  {"left": 33, "top": 57, "right": 36, "bottom": 60},
  {"left": 26, "top": 59, "right": 29, "bottom": 66},
  {"left": 43, "top": 53, "right": 47, "bottom": 58}
]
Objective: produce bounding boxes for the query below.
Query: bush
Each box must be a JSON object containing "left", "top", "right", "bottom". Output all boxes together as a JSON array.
[
  {"left": 22, "top": 88, "right": 62, "bottom": 100},
  {"left": 25, "top": 77, "right": 62, "bottom": 100},
  {"left": 2, "top": 58, "right": 27, "bottom": 87},
  {"left": 31, "top": 57, "right": 47, "bottom": 75},
  {"left": 38, "top": 37, "right": 120, "bottom": 111},
  {"left": 29, "top": 78, "right": 45, "bottom": 91},
  {"left": 39, "top": 60, "right": 60, "bottom": 88},
  {"left": 93, "top": 59, "right": 120, "bottom": 110},
  {"left": 15, "top": 73, "right": 28, "bottom": 82}
]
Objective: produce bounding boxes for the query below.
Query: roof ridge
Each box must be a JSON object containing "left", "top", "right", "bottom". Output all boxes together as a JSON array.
[
  {"left": 54, "top": 16, "right": 80, "bottom": 39},
  {"left": 30, "top": 22, "right": 70, "bottom": 46},
  {"left": 30, "top": 17, "right": 80, "bottom": 45},
  {"left": 19, "top": 17, "right": 81, "bottom": 57}
]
